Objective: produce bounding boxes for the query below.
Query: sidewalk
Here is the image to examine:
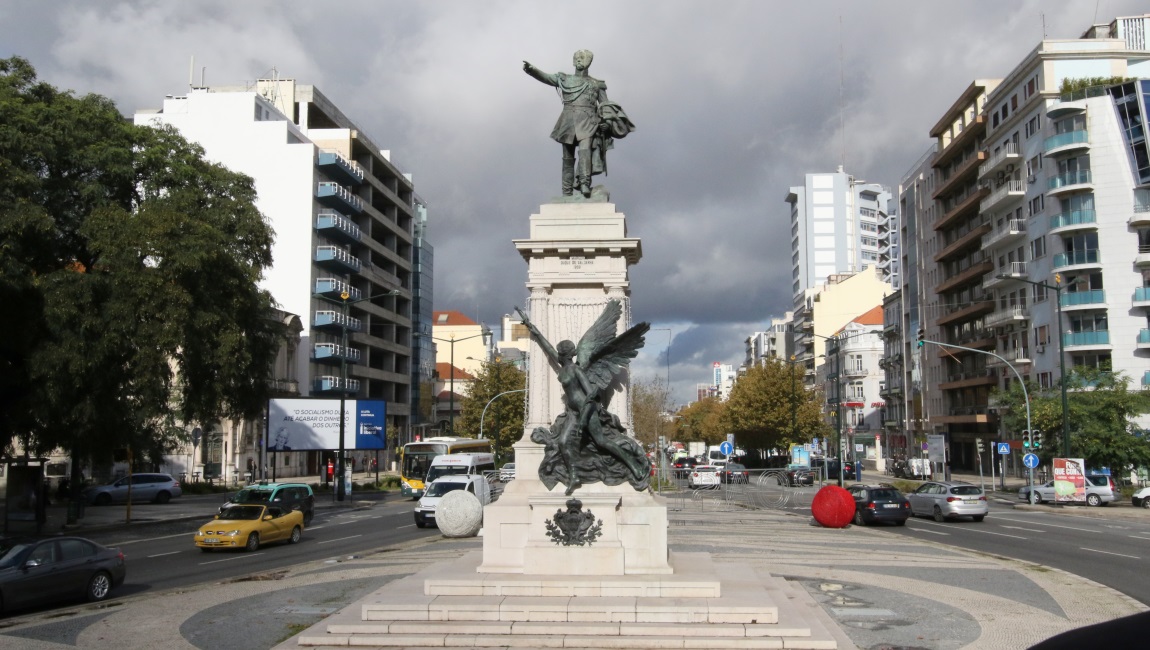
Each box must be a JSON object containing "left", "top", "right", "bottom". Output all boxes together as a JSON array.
[{"left": 0, "top": 477, "right": 1146, "bottom": 649}]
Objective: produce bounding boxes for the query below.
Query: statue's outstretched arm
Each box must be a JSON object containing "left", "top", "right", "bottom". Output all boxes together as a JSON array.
[
  {"left": 515, "top": 306, "right": 560, "bottom": 364},
  {"left": 522, "top": 61, "right": 557, "bottom": 86}
]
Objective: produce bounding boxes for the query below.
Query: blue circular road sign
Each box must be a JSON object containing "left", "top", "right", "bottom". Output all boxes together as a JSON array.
[
  {"left": 1023, "top": 453, "right": 1040, "bottom": 469},
  {"left": 719, "top": 441, "right": 734, "bottom": 456}
]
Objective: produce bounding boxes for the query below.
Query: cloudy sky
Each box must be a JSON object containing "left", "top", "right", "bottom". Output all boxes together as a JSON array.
[{"left": 3, "top": 0, "right": 1145, "bottom": 404}]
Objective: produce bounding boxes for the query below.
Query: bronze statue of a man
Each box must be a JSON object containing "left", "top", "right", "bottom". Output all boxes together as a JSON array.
[{"left": 523, "top": 50, "right": 635, "bottom": 198}]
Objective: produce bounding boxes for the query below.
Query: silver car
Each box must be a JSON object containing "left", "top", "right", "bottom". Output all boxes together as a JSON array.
[
  {"left": 1019, "top": 476, "right": 1115, "bottom": 506},
  {"left": 83, "top": 473, "right": 182, "bottom": 505},
  {"left": 907, "top": 481, "right": 988, "bottom": 522}
]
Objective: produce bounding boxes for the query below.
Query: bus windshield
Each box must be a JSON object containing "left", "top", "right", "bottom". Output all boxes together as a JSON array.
[
  {"left": 426, "top": 465, "right": 470, "bottom": 483},
  {"left": 402, "top": 450, "right": 438, "bottom": 483}
]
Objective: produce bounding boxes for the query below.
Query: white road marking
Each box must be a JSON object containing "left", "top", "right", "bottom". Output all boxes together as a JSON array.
[
  {"left": 200, "top": 552, "right": 264, "bottom": 565},
  {"left": 1129, "top": 535, "right": 1150, "bottom": 541},
  {"left": 991, "top": 517, "right": 1100, "bottom": 533},
  {"left": 318, "top": 535, "right": 363, "bottom": 545},
  {"left": 107, "top": 531, "right": 199, "bottom": 546},
  {"left": 908, "top": 527, "right": 950, "bottom": 536},
  {"left": 966, "top": 529, "right": 1027, "bottom": 539},
  {"left": 1081, "top": 548, "right": 1139, "bottom": 559},
  {"left": 307, "top": 525, "right": 326, "bottom": 531},
  {"left": 1000, "top": 526, "right": 1045, "bottom": 533},
  {"left": 147, "top": 551, "right": 181, "bottom": 558},
  {"left": 396, "top": 524, "right": 415, "bottom": 529}
]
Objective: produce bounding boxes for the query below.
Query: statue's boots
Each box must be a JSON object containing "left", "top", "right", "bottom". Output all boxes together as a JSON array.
[
  {"left": 562, "top": 155, "right": 575, "bottom": 196},
  {"left": 577, "top": 154, "right": 592, "bottom": 197}
]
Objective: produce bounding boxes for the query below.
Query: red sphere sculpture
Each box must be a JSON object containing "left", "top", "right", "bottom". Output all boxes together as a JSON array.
[{"left": 811, "top": 484, "right": 855, "bottom": 528}]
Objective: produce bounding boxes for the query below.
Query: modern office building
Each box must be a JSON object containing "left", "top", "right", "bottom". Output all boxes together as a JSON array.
[
  {"left": 785, "top": 169, "right": 893, "bottom": 305},
  {"left": 135, "top": 77, "right": 418, "bottom": 471},
  {"left": 410, "top": 196, "right": 436, "bottom": 445}
]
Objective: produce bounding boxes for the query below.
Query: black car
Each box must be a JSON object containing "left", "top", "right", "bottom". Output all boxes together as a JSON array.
[
  {"left": 222, "top": 482, "right": 315, "bottom": 525},
  {"left": 0, "top": 536, "right": 126, "bottom": 614},
  {"left": 812, "top": 458, "right": 853, "bottom": 480},
  {"left": 784, "top": 467, "right": 814, "bottom": 487},
  {"left": 672, "top": 457, "right": 699, "bottom": 478},
  {"left": 848, "top": 484, "right": 911, "bottom": 526},
  {"left": 719, "top": 463, "right": 748, "bottom": 484}
]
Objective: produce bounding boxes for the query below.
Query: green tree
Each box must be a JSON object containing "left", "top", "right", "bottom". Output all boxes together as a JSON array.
[
  {"left": 993, "top": 365, "right": 1150, "bottom": 472},
  {"left": 0, "top": 57, "right": 280, "bottom": 468},
  {"left": 457, "top": 360, "right": 526, "bottom": 465},
  {"left": 673, "top": 396, "right": 726, "bottom": 445},
  {"left": 721, "top": 360, "right": 829, "bottom": 454},
  {"left": 630, "top": 376, "right": 672, "bottom": 449}
]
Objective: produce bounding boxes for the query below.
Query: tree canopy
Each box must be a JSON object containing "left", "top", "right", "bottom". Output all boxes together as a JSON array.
[
  {"left": 721, "top": 360, "right": 830, "bottom": 452},
  {"left": 1, "top": 57, "right": 281, "bottom": 465},
  {"left": 630, "top": 376, "right": 672, "bottom": 449},
  {"left": 992, "top": 365, "right": 1150, "bottom": 472},
  {"left": 456, "top": 359, "right": 526, "bottom": 465}
]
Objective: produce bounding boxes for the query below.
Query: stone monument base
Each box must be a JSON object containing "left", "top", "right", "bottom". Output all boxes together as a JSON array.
[{"left": 294, "top": 551, "right": 851, "bottom": 649}]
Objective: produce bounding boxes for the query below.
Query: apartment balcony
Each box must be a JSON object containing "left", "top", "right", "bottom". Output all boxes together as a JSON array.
[
  {"left": 987, "top": 348, "right": 1031, "bottom": 368},
  {"left": 936, "top": 299, "right": 995, "bottom": 328},
  {"left": 984, "top": 305, "right": 1028, "bottom": 328},
  {"left": 1053, "top": 249, "right": 1101, "bottom": 271},
  {"left": 313, "top": 375, "right": 360, "bottom": 395},
  {"left": 316, "top": 182, "right": 364, "bottom": 214},
  {"left": 978, "top": 143, "right": 1020, "bottom": 180},
  {"left": 1049, "top": 209, "right": 1097, "bottom": 234},
  {"left": 1063, "top": 330, "right": 1110, "bottom": 348},
  {"left": 843, "top": 368, "right": 867, "bottom": 378},
  {"left": 939, "top": 405, "right": 993, "bottom": 425},
  {"left": 932, "top": 151, "right": 985, "bottom": 200},
  {"left": 940, "top": 369, "right": 997, "bottom": 390},
  {"left": 314, "top": 278, "right": 360, "bottom": 301},
  {"left": 268, "top": 379, "right": 300, "bottom": 396},
  {"left": 933, "top": 114, "right": 985, "bottom": 168},
  {"left": 980, "top": 179, "right": 1025, "bottom": 213},
  {"left": 317, "top": 150, "right": 365, "bottom": 186},
  {"left": 1139, "top": 329, "right": 1150, "bottom": 349},
  {"left": 983, "top": 218, "right": 1027, "bottom": 249},
  {"left": 934, "top": 187, "right": 988, "bottom": 231},
  {"left": 1137, "top": 244, "right": 1150, "bottom": 268},
  {"left": 1047, "top": 98, "right": 1087, "bottom": 119},
  {"left": 934, "top": 222, "right": 991, "bottom": 263},
  {"left": 1134, "top": 287, "right": 1150, "bottom": 308},
  {"left": 315, "top": 245, "right": 362, "bottom": 274},
  {"left": 1043, "top": 130, "right": 1090, "bottom": 157},
  {"left": 313, "top": 342, "right": 362, "bottom": 364},
  {"left": 1046, "top": 170, "right": 1093, "bottom": 197},
  {"left": 934, "top": 259, "right": 995, "bottom": 294},
  {"left": 1131, "top": 190, "right": 1150, "bottom": 227},
  {"left": 313, "top": 310, "right": 363, "bottom": 333},
  {"left": 315, "top": 211, "right": 361, "bottom": 245},
  {"left": 1061, "top": 289, "right": 1105, "bottom": 310}
]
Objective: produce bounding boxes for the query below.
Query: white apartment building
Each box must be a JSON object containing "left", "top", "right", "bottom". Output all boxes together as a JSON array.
[
  {"left": 785, "top": 169, "right": 893, "bottom": 304},
  {"left": 743, "top": 312, "right": 793, "bottom": 368},
  {"left": 135, "top": 78, "right": 417, "bottom": 476},
  {"left": 818, "top": 306, "right": 885, "bottom": 463}
]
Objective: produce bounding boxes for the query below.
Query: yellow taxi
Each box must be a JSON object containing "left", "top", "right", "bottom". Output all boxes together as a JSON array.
[{"left": 194, "top": 504, "right": 304, "bottom": 552}]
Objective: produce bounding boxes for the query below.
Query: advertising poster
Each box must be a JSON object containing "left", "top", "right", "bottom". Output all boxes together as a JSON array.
[
  {"left": 927, "top": 434, "right": 946, "bottom": 463},
  {"left": 1053, "top": 457, "right": 1087, "bottom": 503},
  {"left": 790, "top": 445, "right": 810, "bottom": 467},
  {"left": 267, "top": 398, "right": 387, "bottom": 451}
]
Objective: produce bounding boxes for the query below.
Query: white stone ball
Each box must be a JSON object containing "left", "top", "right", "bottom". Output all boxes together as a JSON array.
[{"left": 437, "top": 490, "right": 483, "bottom": 537}]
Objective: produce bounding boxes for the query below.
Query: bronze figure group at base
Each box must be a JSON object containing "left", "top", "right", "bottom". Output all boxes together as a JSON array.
[{"left": 516, "top": 301, "right": 650, "bottom": 495}]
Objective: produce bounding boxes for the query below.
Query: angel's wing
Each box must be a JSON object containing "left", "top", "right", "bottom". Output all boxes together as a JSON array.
[{"left": 575, "top": 301, "right": 650, "bottom": 396}]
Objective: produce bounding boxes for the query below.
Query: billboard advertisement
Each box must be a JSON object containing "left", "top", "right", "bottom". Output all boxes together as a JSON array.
[
  {"left": 1052, "top": 457, "right": 1087, "bottom": 503},
  {"left": 267, "top": 398, "right": 387, "bottom": 451}
]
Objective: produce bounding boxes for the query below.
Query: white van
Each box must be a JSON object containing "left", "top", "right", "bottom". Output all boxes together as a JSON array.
[
  {"left": 424, "top": 452, "right": 496, "bottom": 485},
  {"left": 413, "top": 474, "right": 494, "bottom": 528}
]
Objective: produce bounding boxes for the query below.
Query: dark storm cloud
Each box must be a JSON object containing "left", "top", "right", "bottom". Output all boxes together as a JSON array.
[{"left": 2, "top": 0, "right": 1145, "bottom": 403}]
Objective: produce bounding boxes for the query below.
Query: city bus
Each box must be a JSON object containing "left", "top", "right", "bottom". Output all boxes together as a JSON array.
[{"left": 399, "top": 436, "right": 492, "bottom": 498}]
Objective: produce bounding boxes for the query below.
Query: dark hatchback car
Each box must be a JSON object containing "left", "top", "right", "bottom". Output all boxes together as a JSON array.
[
  {"left": 848, "top": 484, "right": 911, "bottom": 526},
  {"left": 672, "top": 457, "right": 699, "bottom": 478},
  {"left": 222, "top": 482, "right": 315, "bottom": 526},
  {"left": 0, "top": 536, "right": 126, "bottom": 614},
  {"left": 719, "top": 463, "right": 749, "bottom": 483},
  {"left": 784, "top": 467, "right": 815, "bottom": 487}
]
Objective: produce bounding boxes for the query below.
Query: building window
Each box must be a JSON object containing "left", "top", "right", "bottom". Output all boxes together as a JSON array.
[{"left": 1030, "top": 236, "right": 1046, "bottom": 259}]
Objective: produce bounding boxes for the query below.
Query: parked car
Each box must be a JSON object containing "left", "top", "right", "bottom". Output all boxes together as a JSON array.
[
  {"left": 907, "top": 481, "right": 988, "bottom": 522},
  {"left": 0, "top": 536, "right": 126, "bottom": 613},
  {"left": 221, "top": 482, "right": 315, "bottom": 525},
  {"left": 847, "top": 484, "right": 911, "bottom": 526},
  {"left": 1019, "top": 476, "right": 1115, "bottom": 507},
  {"left": 499, "top": 463, "right": 516, "bottom": 482},
  {"left": 195, "top": 504, "right": 304, "bottom": 552},
  {"left": 785, "top": 467, "right": 815, "bottom": 487},
  {"left": 811, "top": 458, "right": 850, "bottom": 480},
  {"left": 83, "top": 473, "right": 182, "bottom": 506},
  {"left": 672, "top": 456, "right": 700, "bottom": 478},
  {"left": 1132, "top": 486, "right": 1150, "bottom": 508},
  {"left": 414, "top": 474, "right": 494, "bottom": 528},
  {"left": 719, "top": 463, "right": 748, "bottom": 484},
  {"left": 687, "top": 465, "right": 721, "bottom": 489}
]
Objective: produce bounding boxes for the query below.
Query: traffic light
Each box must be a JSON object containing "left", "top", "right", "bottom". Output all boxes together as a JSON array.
[
  {"left": 1022, "top": 430, "right": 1032, "bottom": 448},
  {"left": 976, "top": 438, "right": 985, "bottom": 453},
  {"left": 1054, "top": 273, "right": 1062, "bottom": 286},
  {"left": 1033, "top": 431, "right": 1044, "bottom": 449},
  {"left": 916, "top": 328, "right": 925, "bottom": 348}
]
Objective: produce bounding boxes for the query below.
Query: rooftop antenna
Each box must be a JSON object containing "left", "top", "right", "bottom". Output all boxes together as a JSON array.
[
  {"left": 200, "top": 66, "right": 206, "bottom": 88},
  {"left": 188, "top": 55, "right": 194, "bottom": 91},
  {"left": 1042, "top": 12, "right": 1047, "bottom": 39}
]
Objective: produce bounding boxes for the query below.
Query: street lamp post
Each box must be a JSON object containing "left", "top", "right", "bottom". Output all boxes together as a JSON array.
[
  {"left": 480, "top": 388, "right": 528, "bottom": 466},
  {"left": 416, "top": 329, "right": 492, "bottom": 435},
  {"left": 319, "top": 289, "right": 403, "bottom": 502},
  {"left": 996, "top": 274, "right": 1069, "bottom": 457}
]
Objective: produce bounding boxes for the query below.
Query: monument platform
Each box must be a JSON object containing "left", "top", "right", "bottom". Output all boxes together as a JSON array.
[{"left": 295, "top": 551, "right": 848, "bottom": 649}]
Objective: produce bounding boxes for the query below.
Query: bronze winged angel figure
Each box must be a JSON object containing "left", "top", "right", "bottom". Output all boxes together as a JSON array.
[{"left": 516, "top": 300, "right": 651, "bottom": 495}]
